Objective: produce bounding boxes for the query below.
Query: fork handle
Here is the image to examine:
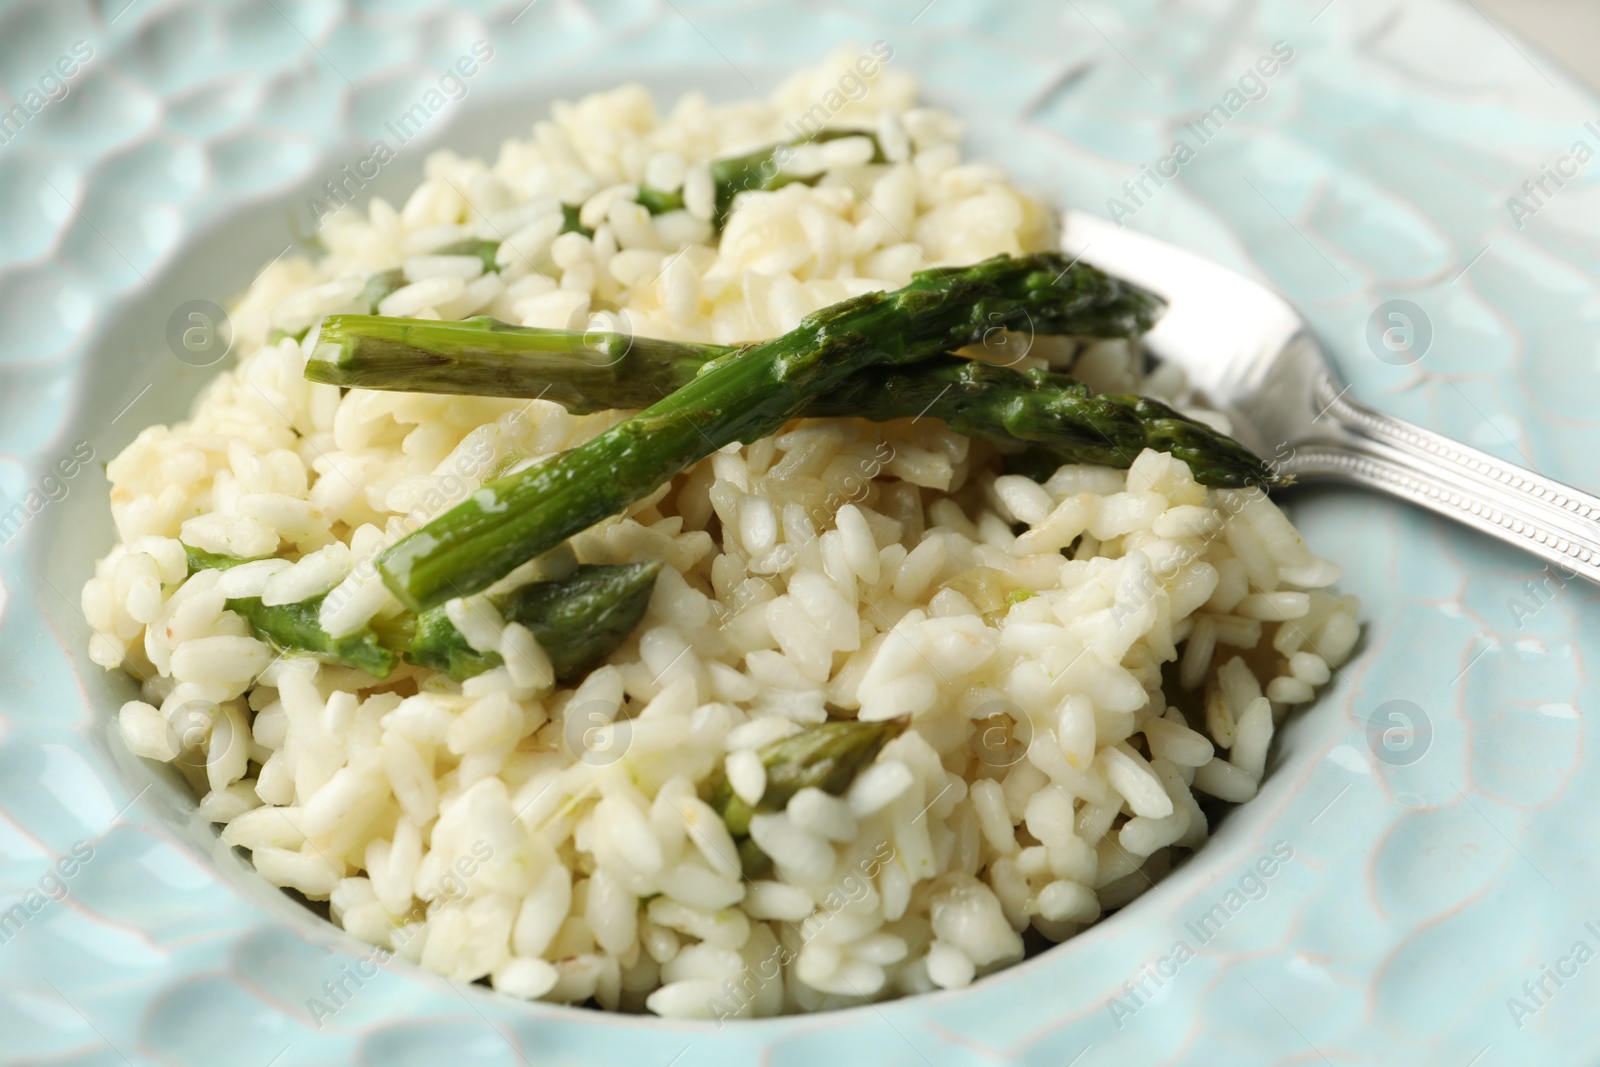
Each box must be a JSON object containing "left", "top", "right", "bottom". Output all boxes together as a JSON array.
[{"left": 1281, "top": 376, "right": 1600, "bottom": 584}]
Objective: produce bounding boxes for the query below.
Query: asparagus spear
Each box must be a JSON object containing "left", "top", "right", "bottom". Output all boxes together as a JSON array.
[
  {"left": 375, "top": 253, "right": 1163, "bottom": 611},
  {"left": 393, "top": 603, "right": 491, "bottom": 681},
  {"left": 812, "top": 359, "right": 1280, "bottom": 489},
  {"left": 226, "top": 595, "right": 398, "bottom": 678},
  {"left": 220, "top": 562, "right": 660, "bottom": 681},
  {"left": 709, "top": 718, "right": 908, "bottom": 875},
  {"left": 306, "top": 316, "right": 710, "bottom": 414},
  {"left": 403, "top": 561, "right": 661, "bottom": 682},
  {"left": 306, "top": 318, "right": 1278, "bottom": 488}
]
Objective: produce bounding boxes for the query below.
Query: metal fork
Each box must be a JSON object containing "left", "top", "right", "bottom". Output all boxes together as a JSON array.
[{"left": 1063, "top": 210, "right": 1600, "bottom": 584}]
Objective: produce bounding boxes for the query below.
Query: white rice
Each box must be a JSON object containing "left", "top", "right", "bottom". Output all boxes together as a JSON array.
[{"left": 85, "top": 51, "right": 1359, "bottom": 1017}]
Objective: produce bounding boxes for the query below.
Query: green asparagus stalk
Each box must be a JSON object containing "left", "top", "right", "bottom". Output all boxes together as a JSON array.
[
  {"left": 306, "top": 317, "right": 1278, "bottom": 489},
  {"left": 813, "top": 359, "right": 1280, "bottom": 490},
  {"left": 226, "top": 595, "right": 398, "bottom": 678},
  {"left": 710, "top": 718, "right": 908, "bottom": 875},
  {"left": 306, "top": 316, "right": 711, "bottom": 414},
  {"left": 374, "top": 253, "right": 1163, "bottom": 611},
  {"left": 391, "top": 604, "right": 489, "bottom": 680},
  {"left": 402, "top": 561, "right": 661, "bottom": 682},
  {"left": 219, "top": 562, "right": 659, "bottom": 681}
]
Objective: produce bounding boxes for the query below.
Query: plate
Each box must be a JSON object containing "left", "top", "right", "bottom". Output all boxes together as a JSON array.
[{"left": 3, "top": 0, "right": 1598, "bottom": 1063}]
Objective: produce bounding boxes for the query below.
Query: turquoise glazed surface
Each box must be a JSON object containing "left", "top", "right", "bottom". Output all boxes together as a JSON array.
[{"left": 3, "top": 0, "right": 1599, "bottom": 1062}]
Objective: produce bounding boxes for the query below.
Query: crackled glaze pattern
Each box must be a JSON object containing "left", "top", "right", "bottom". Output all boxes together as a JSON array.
[{"left": 3, "top": 0, "right": 1600, "bottom": 1063}]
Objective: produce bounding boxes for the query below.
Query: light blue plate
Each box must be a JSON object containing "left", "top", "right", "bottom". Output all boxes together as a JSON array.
[{"left": 4, "top": 0, "right": 1598, "bottom": 1062}]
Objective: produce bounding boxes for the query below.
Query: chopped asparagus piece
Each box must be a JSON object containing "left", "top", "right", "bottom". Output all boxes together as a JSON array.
[
  {"left": 502, "top": 560, "right": 662, "bottom": 680},
  {"left": 394, "top": 605, "right": 496, "bottom": 682},
  {"left": 560, "top": 203, "right": 593, "bottom": 239},
  {"left": 710, "top": 718, "right": 908, "bottom": 875},
  {"left": 339, "top": 128, "right": 882, "bottom": 324},
  {"left": 710, "top": 129, "right": 884, "bottom": 229},
  {"left": 358, "top": 268, "right": 407, "bottom": 315},
  {"left": 225, "top": 595, "right": 397, "bottom": 678},
  {"left": 634, "top": 186, "right": 684, "bottom": 215},
  {"left": 404, "top": 561, "right": 661, "bottom": 682},
  {"left": 185, "top": 546, "right": 275, "bottom": 573},
  {"left": 433, "top": 237, "right": 502, "bottom": 274},
  {"left": 217, "top": 562, "right": 660, "bottom": 682},
  {"left": 352, "top": 240, "right": 500, "bottom": 322}
]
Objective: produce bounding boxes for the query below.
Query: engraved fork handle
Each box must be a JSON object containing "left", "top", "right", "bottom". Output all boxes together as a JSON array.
[{"left": 1279, "top": 376, "right": 1600, "bottom": 584}]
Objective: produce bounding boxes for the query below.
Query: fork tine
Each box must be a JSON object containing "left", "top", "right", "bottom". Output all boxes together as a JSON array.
[{"left": 1061, "top": 211, "right": 1311, "bottom": 403}]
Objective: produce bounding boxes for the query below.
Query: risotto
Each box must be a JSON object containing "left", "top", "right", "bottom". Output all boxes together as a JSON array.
[{"left": 83, "top": 51, "right": 1358, "bottom": 1017}]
